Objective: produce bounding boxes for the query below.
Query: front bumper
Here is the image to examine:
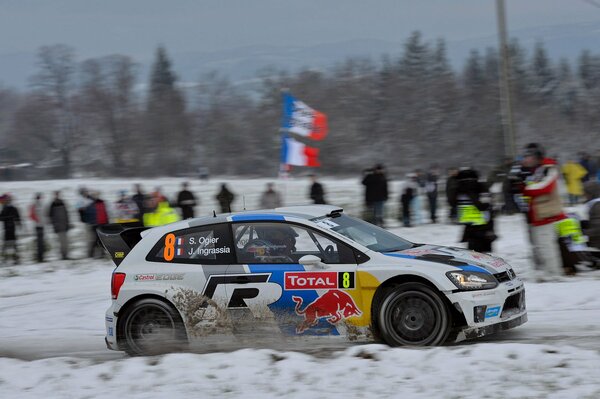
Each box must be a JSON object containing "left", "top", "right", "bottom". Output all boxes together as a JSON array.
[{"left": 446, "top": 278, "right": 527, "bottom": 342}]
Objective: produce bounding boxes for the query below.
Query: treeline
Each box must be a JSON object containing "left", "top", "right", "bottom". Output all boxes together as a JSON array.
[{"left": 1, "top": 31, "right": 600, "bottom": 178}]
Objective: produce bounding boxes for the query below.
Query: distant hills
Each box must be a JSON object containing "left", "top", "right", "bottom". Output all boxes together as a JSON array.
[{"left": 1, "top": 21, "right": 600, "bottom": 90}]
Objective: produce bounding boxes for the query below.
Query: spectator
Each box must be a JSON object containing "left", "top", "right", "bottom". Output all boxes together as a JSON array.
[
  {"left": 215, "top": 184, "right": 235, "bottom": 213},
  {"left": 412, "top": 169, "right": 425, "bottom": 225},
  {"left": 520, "top": 143, "right": 567, "bottom": 281},
  {"left": 456, "top": 168, "right": 496, "bottom": 252},
  {"left": 0, "top": 194, "right": 21, "bottom": 264},
  {"left": 445, "top": 168, "right": 459, "bottom": 223},
  {"left": 29, "top": 192, "right": 45, "bottom": 262},
  {"left": 176, "top": 181, "right": 197, "bottom": 219},
  {"left": 260, "top": 183, "right": 283, "bottom": 209},
  {"left": 308, "top": 174, "right": 326, "bottom": 204},
  {"left": 48, "top": 190, "right": 71, "bottom": 260},
  {"left": 362, "top": 164, "right": 388, "bottom": 227},
  {"left": 113, "top": 190, "right": 139, "bottom": 226},
  {"left": 400, "top": 179, "right": 415, "bottom": 227},
  {"left": 143, "top": 198, "right": 181, "bottom": 227},
  {"left": 562, "top": 158, "right": 587, "bottom": 206},
  {"left": 583, "top": 181, "right": 600, "bottom": 250},
  {"left": 579, "top": 152, "right": 597, "bottom": 183},
  {"left": 425, "top": 166, "right": 439, "bottom": 223},
  {"left": 131, "top": 184, "right": 147, "bottom": 222}
]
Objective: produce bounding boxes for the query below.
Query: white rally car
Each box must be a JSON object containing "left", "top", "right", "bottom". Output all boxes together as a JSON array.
[{"left": 99, "top": 205, "right": 526, "bottom": 355}]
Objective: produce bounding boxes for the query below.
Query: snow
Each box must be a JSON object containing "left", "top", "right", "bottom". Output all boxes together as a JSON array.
[{"left": 1, "top": 177, "right": 600, "bottom": 398}]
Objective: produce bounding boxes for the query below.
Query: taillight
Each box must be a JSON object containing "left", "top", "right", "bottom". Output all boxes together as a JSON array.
[{"left": 111, "top": 272, "right": 126, "bottom": 299}]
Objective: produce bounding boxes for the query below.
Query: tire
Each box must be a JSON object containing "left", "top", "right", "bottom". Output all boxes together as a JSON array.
[
  {"left": 120, "top": 298, "right": 187, "bottom": 356},
  {"left": 376, "top": 282, "right": 451, "bottom": 346}
]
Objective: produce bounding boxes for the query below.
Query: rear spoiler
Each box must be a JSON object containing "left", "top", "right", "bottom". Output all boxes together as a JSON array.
[{"left": 97, "top": 224, "right": 148, "bottom": 266}]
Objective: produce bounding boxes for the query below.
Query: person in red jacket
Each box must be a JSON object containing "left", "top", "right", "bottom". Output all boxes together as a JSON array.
[{"left": 521, "top": 143, "right": 567, "bottom": 280}]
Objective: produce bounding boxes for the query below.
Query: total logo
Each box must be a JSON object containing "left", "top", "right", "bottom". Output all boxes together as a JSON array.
[{"left": 284, "top": 271, "right": 355, "bottom": 290}]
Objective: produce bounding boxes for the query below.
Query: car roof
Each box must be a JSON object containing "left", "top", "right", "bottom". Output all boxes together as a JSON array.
[{"left": 140, "top": 205, "right": 344, "bottom": 239}]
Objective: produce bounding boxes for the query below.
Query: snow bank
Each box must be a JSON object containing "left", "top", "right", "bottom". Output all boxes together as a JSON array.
[{"left": 1, "top": 343, "right": 599, "bottom": 398}]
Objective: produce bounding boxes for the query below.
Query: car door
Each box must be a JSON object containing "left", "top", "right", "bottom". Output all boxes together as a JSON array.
[{"left": 230, "top": 221, "right": 363, "bottom": 337}]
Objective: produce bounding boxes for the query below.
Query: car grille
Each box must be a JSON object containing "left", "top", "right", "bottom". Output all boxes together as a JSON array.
[
  {"left": 501, "top": 290, "right": 526, "bottom": 318},
  {"left": 494, "top": 268, "right": 516, "bottom": 283}
]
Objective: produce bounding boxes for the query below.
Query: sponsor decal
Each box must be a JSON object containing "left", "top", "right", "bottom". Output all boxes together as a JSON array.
[
  {"left": 134, "top": 273, "right": 184, "bottom": 281},
  {"left": 315, "top": 219, "right": 339, "bottom": 229},
  {"left": 114, "top": 251, "right": 125, "bottom": 259},
  {"left": 284, "top": 271, "right": 355, "bottom": 290},
  {"left": 292, "top": 290, "right": 362, "bottom": 333},
  {"left": 201, "top": 274, "right": 281, "bottom": 309},
  {"left": 108, "top": 327, "right": 114, "bottom": 336},
  {"left": 399, "top": 248, "right": 437, "bottom": 257},
  {"left": 485, "top": 306, "right": 501, "bottom": 319},
  {"left": 471, "top": 291, "right": 495, "bottom": 298},
  {"left": 105, "top": 316, "right": 113, "bottom": 323}
]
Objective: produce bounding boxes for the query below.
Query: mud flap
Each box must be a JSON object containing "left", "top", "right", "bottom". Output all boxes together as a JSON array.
[{"left": 97, "top": 224, "right": 148, "bottom": 266}]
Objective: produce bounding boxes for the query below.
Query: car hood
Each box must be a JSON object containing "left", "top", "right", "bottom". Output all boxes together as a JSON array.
[{"left": 385, "top": 245, "right": 512, "bottom": 275}]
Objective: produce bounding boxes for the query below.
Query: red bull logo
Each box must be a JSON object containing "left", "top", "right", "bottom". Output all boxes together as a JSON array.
[{"left": 292, "top": 290, "right": 362, "bottom": 334}]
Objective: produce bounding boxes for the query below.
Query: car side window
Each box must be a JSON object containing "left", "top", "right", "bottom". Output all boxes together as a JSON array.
[
  {"left": 232, "top": 222, "right": 356, "bottom": 264},
  {"left": 147, "top": 223, "right": 234, "bottom": 264}
]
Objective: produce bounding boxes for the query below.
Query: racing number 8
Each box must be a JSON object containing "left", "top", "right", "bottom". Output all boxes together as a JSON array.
[
  {"left": 164, "top": 233, "right": 176, "bottom": 261},
  {"left": 342, "top": 272, "right": 350, "bottom": 288}
]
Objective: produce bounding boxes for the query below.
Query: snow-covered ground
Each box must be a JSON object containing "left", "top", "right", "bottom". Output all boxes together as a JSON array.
[{"left": 1, "top": 177, "right": 600, "bottom": 398}]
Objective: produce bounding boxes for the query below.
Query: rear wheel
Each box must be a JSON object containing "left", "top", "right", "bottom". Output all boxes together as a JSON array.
[
  {"left": 120, "top": 298, "right": 187, "bottom": 356},
  {"left": 376, "top": 282, "right": 450, "bottom": 346}
]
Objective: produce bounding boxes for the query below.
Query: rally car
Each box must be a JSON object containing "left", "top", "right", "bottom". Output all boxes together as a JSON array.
[{"left": 99, "top": 205, "right": 526, "bottom": 355}]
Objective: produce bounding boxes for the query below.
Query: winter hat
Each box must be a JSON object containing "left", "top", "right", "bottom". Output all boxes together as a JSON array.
[{"left": 523, "top": 143, "right": 545, "bottom": 160}]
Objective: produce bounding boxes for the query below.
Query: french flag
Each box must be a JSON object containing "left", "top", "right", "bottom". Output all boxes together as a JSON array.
[
  {"left": 281, "top": 137, "right": 320, "bottom": 167},
  {"left": 282, "top": 93, "right": 328, "bottom": 141},
  {"left": 176, "top": 238, "right": 183, "bottom": 256}
]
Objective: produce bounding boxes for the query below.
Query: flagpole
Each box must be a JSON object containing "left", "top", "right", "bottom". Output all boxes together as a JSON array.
[{"left": 279, "top": 88, "right": 290, "bottom": 205}]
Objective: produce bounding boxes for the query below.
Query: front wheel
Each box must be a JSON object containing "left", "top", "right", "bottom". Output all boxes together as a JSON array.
[
  {"left": 120, "top": 298, "right": 187, "bottom": 356},
  {"left": 376, "top": 282, "right": 451, "bottom": 346}
]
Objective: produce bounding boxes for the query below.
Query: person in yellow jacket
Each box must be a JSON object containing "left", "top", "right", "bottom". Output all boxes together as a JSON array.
[
  {"left": 143, "top": 200, "right": 181, "bottom": 227},
  {"left": 561, "top": 159, "right": 588, "bottom": 206}
]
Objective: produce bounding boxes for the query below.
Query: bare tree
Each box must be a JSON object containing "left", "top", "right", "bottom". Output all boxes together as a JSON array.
[
  {"left": 29, "top": 44, "right": 79, "bottom": 177},
  {"left": 80, "top": 55, "right": 139, "bottom": 175}
]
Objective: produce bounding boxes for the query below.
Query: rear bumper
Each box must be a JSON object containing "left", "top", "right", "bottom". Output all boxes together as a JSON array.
[{"left": 105, "top": 306, "right": 119, "bottom": 351}]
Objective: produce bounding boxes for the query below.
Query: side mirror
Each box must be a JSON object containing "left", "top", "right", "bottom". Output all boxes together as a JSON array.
[{"left": 299, "top": 255, "right": 326, "bottom": 268}]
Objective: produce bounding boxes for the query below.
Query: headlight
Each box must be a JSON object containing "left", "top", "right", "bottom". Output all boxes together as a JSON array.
[{"left": 446, "top": 271, "right": 498, "bottom": 290}]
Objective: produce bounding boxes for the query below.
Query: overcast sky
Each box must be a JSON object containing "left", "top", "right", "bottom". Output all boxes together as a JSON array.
[{"left": 2, "top": 0, "right": 600, "bottom": 58}]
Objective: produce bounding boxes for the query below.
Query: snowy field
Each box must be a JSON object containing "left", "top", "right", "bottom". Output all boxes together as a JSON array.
[{"left": 1, "top": 177, "right": 600, "bottom": 398}]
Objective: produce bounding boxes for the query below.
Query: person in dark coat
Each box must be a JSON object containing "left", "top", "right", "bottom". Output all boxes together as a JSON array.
[
  {"left": 456, "top": 169, "right": 496, "bottom": 252},
  {"left": 48, "top": 190, "right": 71, "bottom": 260},
  {"left": 131, "top": 184, "right": 147, "bottom": 223},
  {"left": 215, "top": 184, "right": 235, "bottom": 213},
  {"left": 176, "top": 181, "right": 197, "bottom": 219},
  {"left": 583, "top": 181, "right": 600, "bottom": 250},
  {"left": 400, "top": 183, "right": 415, "bottom": 227},
  {"left": 445, "top": 168, "right": 459, "bottom": 223},
  {"left": 308, "top": 174, "right": 326, "bottom": 204},
  {"left": 425, "top": 166, "right": 439, "bottom": 223},
  {"left": 362, "top": 164, "right": 388, "bottom": 227},
  {"left": 0, "top": 194, "right": 21, "bottom": 264}
]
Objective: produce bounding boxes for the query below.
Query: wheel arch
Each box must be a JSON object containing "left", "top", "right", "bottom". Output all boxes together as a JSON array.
[
  {"left": 370, "top": 274, "right": 466, "bottom": 341},
  {"left": 115, "top": 294, "right": 188, "bottom": 346}
]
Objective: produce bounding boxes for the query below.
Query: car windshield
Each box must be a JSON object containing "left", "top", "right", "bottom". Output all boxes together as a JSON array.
[{"left": 310, "top": 214, "right": 413, "bottom": 253}]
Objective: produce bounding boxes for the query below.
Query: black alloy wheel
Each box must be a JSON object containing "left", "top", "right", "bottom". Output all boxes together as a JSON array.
[
  {"left": 377, "top": 282, "right": 451, "bottom": 346},
  {"left": 121, "top": 298, "right": 186, "bottom": 356}
]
